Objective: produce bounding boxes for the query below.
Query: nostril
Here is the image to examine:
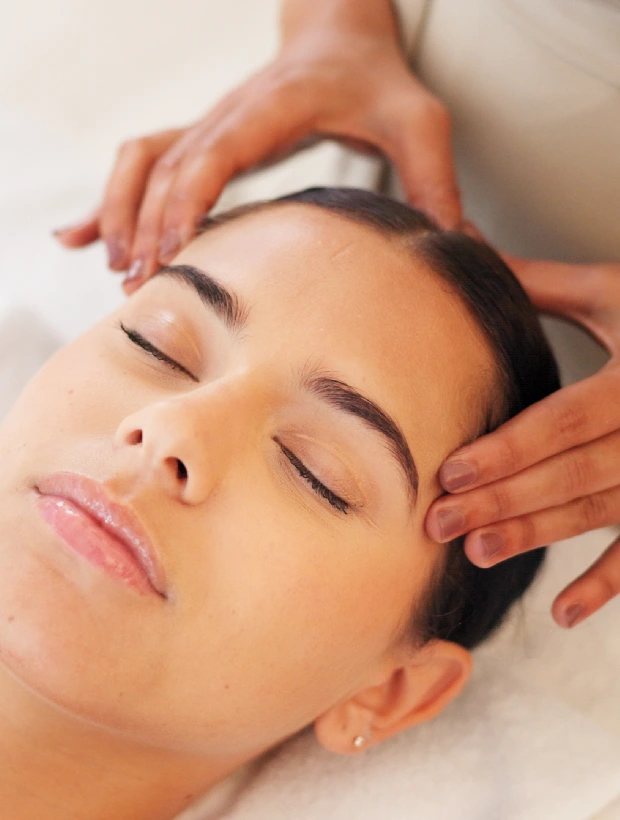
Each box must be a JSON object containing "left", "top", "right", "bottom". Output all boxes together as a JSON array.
[
  {"left": 176, "top": 459, "right": 188, "bottom": 481},
  {"left": 127, "top": 429, "right": 143, "bottom": 445}
]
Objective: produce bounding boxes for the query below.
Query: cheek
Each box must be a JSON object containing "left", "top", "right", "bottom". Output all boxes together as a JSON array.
[
  {"left": 0, "top": 331, "right": 134, "bottom": 485},
  {"left": 163, "top": 485, "right": 423, "bottom": 751}
]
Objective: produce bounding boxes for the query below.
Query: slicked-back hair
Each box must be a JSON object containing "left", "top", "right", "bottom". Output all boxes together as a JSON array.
[{"left": 200, "top": 187, "right": 561, "bottom": 650}]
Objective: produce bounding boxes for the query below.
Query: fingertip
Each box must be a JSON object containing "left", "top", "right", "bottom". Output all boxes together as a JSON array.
[
  {"left": 552, "top": 597, "right": 586, "bottom": 629},
  {"left": 106, "top": 237, "right": 129, "bottom": 270},
  {"left": 464, "top": 530, "right": 504, "bottom": 567},
  {"left": 439, "top": 460, "right": 477, "bottom": 493},
  {"left": 404, "top": 183, "right": 461, "bottom": 230},
  {"left": 52, "top": 219, "right": 100, "bottom": 247},
  {"left": 122, "top": 258, "right": 146, "bottom": 294}
]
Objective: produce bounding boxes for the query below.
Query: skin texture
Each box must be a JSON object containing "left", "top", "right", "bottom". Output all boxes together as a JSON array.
[{"left": 0, "top": 205, "right": 489, "bottom": 820}]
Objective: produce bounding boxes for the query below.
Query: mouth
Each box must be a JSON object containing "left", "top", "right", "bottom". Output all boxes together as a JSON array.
[{"left": 34, "top": 472, "right": 167, "bottom": 599}]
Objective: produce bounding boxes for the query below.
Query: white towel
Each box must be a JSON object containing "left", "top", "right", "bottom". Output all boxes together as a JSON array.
[{"left": 189, "top": 658, "right": 620, "bottom": 820}]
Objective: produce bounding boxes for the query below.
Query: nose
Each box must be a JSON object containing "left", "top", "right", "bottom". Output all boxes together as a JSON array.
[{"left": 114, "top": 376, "right": 257, "bottom": 504}]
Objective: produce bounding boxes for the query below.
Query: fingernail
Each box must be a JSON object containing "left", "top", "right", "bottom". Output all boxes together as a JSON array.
[
  {"left": 106, "top": 238, "right": 126, "bottom": 269},
  {"left": 562, "top": 603, "right": 584, "bottom": 629},
  {"left": 440, "top": 461, "right": 477, "bottom": 492},
  {"left": 478, "top": 531, "right": 504, "bottom": 563},
  {"left": 124, "top": 258, "right": 144, "bottom": 284},
  {"left": 159, "top": 229, "right": 180, "bottom": 261},
  {"left": 435, "top": 508, "right": 466, "bottom": 541}
]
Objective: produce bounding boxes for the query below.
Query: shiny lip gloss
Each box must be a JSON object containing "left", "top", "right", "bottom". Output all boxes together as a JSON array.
[{"left": 35, "top": 472, "right": 167, "bottom": 599}]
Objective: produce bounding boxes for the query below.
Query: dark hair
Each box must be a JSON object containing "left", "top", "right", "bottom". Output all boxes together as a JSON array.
[{"left": 201, "top": 187, "right": 561, "bottom": 650}]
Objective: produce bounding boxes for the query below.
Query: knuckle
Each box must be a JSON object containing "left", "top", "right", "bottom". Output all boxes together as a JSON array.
[
  {"left": 117, "top": 136, "right": 151, "bottom": 161},
  {"left": 488, "top": 485, "right": 513, "bottom": 520},
  {"left": 167, "top": 190, "right": 194, "bottom": 210},
  {"left": 512, "top": 515, "right": 538, "bottom": 552},
  {"left": 147, "top": 158, "right": 176, "bottom": 187},
  {"left": 561, "top": 451, "right": 594, "bottom": 497},
  {"left": 412, "top": 93, "right": 451, "bottom": 127},
  {"left": 551, "top": 402, "right": 588, "bottom": 446},
  {"left": 494, "top": 435, "right": 522, "bottom": 476},
  {"left": 578, "top": 492, "right": 609, "bottom": 531}
]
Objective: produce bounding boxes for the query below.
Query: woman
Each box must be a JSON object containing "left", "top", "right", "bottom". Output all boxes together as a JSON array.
[{"left": 0, "top": 188, "right": 558, "bottom": 819}]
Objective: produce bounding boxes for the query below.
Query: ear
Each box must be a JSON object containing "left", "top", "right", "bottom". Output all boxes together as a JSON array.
[{"left": 313, "top": 640, "right": 471, "bottom": 755}]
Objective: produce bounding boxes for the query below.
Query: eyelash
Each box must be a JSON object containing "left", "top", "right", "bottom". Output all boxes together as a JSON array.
[
  {"left": 119, "top": 322, "right": 195, "bottom": 379},
  {"left": 120, "top": 322, "right": 350, "bottom": 514},
  {"left": 277, "top": 442, "right": 349, "bottom": 515}
]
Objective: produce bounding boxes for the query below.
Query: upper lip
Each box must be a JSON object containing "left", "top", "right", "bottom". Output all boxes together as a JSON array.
[{"left": 35, "top": 472, "right": 167, "bottom": 597}]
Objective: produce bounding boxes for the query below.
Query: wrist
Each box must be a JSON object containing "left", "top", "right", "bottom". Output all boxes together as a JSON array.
[{"left": 280, "top": 0, "right": 400, "bottom": 49}]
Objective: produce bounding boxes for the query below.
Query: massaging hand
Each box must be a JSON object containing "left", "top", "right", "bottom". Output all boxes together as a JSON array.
[
  {"left": 426, "top": 257, "right": 620, "bottom": 630},
  {"left": 53, "top": 0, "right": 461, "bottom": 286}
]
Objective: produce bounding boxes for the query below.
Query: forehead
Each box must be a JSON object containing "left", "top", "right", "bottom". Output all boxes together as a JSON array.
[{"left": 176, "top": 205, "right": 496, "bottom": 500}]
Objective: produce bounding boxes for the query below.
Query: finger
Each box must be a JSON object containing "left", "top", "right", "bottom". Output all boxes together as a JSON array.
[
  {"left": 437, "top": 367, "right": 620, "bottom": 494},
  {"left": 504, "top": 256, "right": 620, "bottom": 353},
  {"left": 122, "top": 94, "right": 252, "bottom": 282},
  {"left": 99, "top": 129, "right": 183, "bottom": 271},
  {"left": 158, "top": 96, "right": 313, "bottom": 261},
  {"left": 552, "top": 533, "right": 620, "bottom": 628},
  {"left": 384, "top": 95, "right": 461, "bottom": 229},
  {"left": 53, "top": 212, "right": 100, "bottom": 248},
  {"left": 461, "top": 484, "right": 620, "bottom": 567},
  {"left": 427, "top": 428, "right": 620, "bottom": 542},
  {"left": 123, "top": 155, "right": 186, "bottom": 286}
]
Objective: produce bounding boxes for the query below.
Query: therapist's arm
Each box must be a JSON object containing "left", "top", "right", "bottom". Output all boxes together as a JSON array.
[
  {"left": 426, "top": 258, "right": 620, "bottom": 630},
  {"left": 54, "top": 0, "right": 460, "bottom": 286}
]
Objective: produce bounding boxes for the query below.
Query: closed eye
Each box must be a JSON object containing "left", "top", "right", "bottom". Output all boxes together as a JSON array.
[
  {"left": 119, "top": 322, "right": 199, "bottom": 382},
  {"left": 121, "top": 321, "right": 349, "bottom": 514},
  {"left": 278, "top": 441, "right": 349, "bottom": 514}
]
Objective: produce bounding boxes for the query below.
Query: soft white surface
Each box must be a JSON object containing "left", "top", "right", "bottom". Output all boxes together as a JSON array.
[{"left": 1, "top": 1, "right": 620, "bottom": 818}]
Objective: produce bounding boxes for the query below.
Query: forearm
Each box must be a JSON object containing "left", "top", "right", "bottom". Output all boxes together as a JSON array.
[{"left": 280, "top": 0, "right": 401, "bottom": 48}]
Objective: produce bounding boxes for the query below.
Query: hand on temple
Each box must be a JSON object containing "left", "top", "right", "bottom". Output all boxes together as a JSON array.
[
  {"left": 53, "top": 0, "right": 461, "bottom": 289},
  {"left": 426, "top": 256, "right": 620, "bottom": 630}
]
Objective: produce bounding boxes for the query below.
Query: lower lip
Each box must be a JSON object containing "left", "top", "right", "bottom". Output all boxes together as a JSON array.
[{"left": 36, "top": 494, "right": 158, "bottom": 597}]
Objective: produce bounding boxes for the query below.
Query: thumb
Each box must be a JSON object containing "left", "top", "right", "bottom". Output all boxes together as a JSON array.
[{"left": 385, "top": 103, "right": 461, "bottom": 229}]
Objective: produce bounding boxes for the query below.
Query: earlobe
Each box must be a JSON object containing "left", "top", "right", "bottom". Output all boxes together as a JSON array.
[{"left": 313, "top": 640, "right": 471, "bottom": 755}]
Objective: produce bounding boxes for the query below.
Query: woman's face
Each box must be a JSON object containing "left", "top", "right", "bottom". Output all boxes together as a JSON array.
[{"left": 0, "top": 205, "right": 494, "bottom": 757}]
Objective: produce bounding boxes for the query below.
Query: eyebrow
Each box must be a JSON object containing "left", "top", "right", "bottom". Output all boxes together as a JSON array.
[
  {"left": 155, "top": 263, "right": 418, "bottom": 502},
  {"left": 303, "top": 374, "right": 418, "bottom": 503},
  {"left": 155, "top": 264, "right": 248, "bottom": 331}
]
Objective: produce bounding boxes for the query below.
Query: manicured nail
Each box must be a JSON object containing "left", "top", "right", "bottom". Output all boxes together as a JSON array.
[
  {"left": 435, "top": 508, "right": 466, "bottom": 541},
  {"left": 440, "top": 460, "right": 477, "bottom": 492},
  {"left": 479, "top": 531, "right": 504, "bottom": 563},
  {"left": 562, "top": 603, "right": 584, "bottom": 629},
  {"left": 124, "top": 258, "right": 144, "bottom": 283},
  {"left": 106, "top": 238, "right": 126, "bottom": 269},
  {"left": 159, "top": 229, "right": 180, "bottom": 261}
]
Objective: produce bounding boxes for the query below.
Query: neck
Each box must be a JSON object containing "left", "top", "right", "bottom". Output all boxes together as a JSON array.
[{"left": 0, "top": 665, "right": 247, "bottom": 820}]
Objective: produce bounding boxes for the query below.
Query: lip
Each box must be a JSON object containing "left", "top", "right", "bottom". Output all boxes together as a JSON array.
[{"left": 35, "top": 472, "right": 167, "bottom": 598}]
